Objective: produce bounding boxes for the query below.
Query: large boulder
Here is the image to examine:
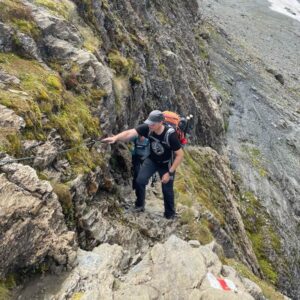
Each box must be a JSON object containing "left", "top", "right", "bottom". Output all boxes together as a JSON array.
[{"left": 0, "top": 160, "right": 77, "bottom": 278}]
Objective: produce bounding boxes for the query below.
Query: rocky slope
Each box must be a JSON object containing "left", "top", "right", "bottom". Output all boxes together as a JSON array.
[
  {"left": 0, "top": 0, "right": 294, "bottom": 299},
  {"left": 0, "top": 158, "right": 77, "bottom": 278},
  {"left": 17, "top": 236, "right": 267, "bottom": 300},
  {"left": 200, "top": 0, "right": 300, "bottom": 297}
]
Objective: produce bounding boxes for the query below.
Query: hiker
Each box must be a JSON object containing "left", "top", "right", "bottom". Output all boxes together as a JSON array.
[
  {"left": 102, "top": 110, "right": 184, "bottom": 219},
  {"left": 131, "top": 135, "right": 150, "bottom": 193}
]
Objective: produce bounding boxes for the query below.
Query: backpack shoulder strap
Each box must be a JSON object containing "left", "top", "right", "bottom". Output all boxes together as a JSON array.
[{"left": 164, "top": 126, "right": 175, "bottom": 148}]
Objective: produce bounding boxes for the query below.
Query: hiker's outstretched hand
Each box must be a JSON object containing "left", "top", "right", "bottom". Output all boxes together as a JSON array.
[{"left": 102, "top": 136, "right": 117, "bottom": 144}]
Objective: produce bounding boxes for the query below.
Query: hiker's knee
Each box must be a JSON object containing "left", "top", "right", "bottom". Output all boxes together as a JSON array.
[{"left": 136, "top": 174, "right": 149, "bottom": 186}]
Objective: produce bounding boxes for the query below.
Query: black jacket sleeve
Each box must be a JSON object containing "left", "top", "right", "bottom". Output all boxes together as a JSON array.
[
  {"left": 169, "top": 132, "right": 181, "bottom": 151},
  {"left": 135, "top": 124, "right": 150, "bottom": 137}
]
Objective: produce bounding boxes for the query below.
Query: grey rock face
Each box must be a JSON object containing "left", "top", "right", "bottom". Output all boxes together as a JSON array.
[
  {"left": 0, "top": 22, "right": 14, "bottom": 52},
  {"left": 43, "top": 236, "right": 258, "bottom": 300},
  {"left": 241, "top": 277, "right": 265, "bottom": 300},
  {"left": 15, "top": 32, "right": 43, "bottom": 61},
  {"left": 0, "top": 161, "right": 77, "bottom": 277},
  {"left": 26, "top": 2, "right": 82, "bottom": 46},
  {"left": 32, "top": 141, "right": 58, "bottom": 169},
  {"left": 22, "top": 1, "right": 113, "bottom": 95},
  {"left": 70, "top": 165, "right": 160, "bottom": 254},
  {"left": 0, "top": 70, "right": 20, "bottom": 86},
  {"left": 32, "top": 130, "right": 64, "bottom": 170},
  {"left": 0, "top": 104, "right": 25, "bottom": 130},
  {"left": 24, "top": 0, "right": 224, "bottom": 149}
]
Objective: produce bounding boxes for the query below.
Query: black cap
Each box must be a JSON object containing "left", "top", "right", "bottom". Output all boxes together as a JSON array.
[{"left": 144, "top": 110, "right": 164, "bottom": 125}]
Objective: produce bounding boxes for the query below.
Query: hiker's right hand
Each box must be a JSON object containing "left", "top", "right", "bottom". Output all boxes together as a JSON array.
[{"left": 101, "top": 136, "right": 117, "bottom": 144}]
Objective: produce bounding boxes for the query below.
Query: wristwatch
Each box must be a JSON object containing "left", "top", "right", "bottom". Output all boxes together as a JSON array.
[{"left": 168, "top": 170, "right": 175, "bottom": 176}]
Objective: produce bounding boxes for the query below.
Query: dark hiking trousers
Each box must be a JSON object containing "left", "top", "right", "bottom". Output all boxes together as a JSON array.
[
  {"left": 135, "top": 158, "right": 175, "bottom": 218},
  {"left": 132, "top": 154, "right": 143, "bottom": 192}
]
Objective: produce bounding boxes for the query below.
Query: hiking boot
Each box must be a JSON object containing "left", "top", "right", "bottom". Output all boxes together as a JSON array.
[
  {"left": 164, "top": 213, "right": 177, "bottom": 220},
  {"left": 129, "top": 206, "right": 145, "bottom": 213}
]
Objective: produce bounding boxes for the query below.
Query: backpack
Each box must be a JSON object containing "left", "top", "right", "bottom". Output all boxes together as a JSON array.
[
  {"left": 162, "top": 111, "right": 188, "bottom": 147},
  {"left": 132, "top": 136, "right": 150, "bottom": 160}
]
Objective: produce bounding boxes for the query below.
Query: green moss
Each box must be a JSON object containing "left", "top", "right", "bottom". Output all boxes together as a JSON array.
[
  {"left": 224, "top": 119, "right": 229, "bottom": 132},
  {"left": 47, "top": 75, "right": 63, "bottom": 91},
  {"left": 12, "top": 19, "right": 40, "bottom": 38},
  {"left": 156, "top": 11, "right": 170, "bottom": 25},
  {"left": 129, "top": 33, "right": 148, "bottom": 48},
  {"left": 49, "top": 93, "right": 100, "bottom": 145},
  {"left": 176, "top": 192, "right": 193, "bottom": 207},
  {"left": 0, "top": 1, "right": 40, "bottom": 38},
  {"left": 259, "top": 259, "right": 278, "bottom": 284},
  {"left": 78, "top": 24, "right": 101, "bottom": 53},
  {"left": 0, "top": 1, "right": 31, "bottom": 23},
  {"left": 52, "top": 182, "right": 72, "bottom": 209},
  {"left": 0, "top": 53, "right": 103, "bottom": 176},
  {"left": 33, "top": 0, "right": 73, "bottom": 19},
  {"left": 101, "top": 0, "right": 109, "bottom": 10},
  {"left": 52, "top": 182, "right": 74, "bottom": 228},
  {"left": 80, "top": 0, "right": 99, "bottom": 31},
  {"left": 71, "top": 292, "right": 84, "bottom": 300},
  {"left": 0, "top": 274, "right": 16, "bottom": 300},
  {"left": 108, "top": 50, "right": 132, "bottom": 75},
  {"left": 180, "top": 208, "right": 195, "bottom": 225},
  {"left": 270, "top": 231, "right": 281, "bottom": 254},
  {"left": 37, "top": 171, "right": 49, "bottom": 181},
  {"left": 0, "top": 284, "right": 10, "bottom": 300},
  {"left": 158, "top": 63, "right": 168, "bottom": 77},
  {"left": 0, "top": 53, "right": 63, "bottom": 122},
  {"left": 179, "top": 207, "right": 213, "bottom": 245},
  {"left": 241, "top": 145, "right": 268, "bottom": 177},
  {"left": 66, "top": 147, "right": 92, "bottom": 170},
  {"left": 226, "top": 259, "right": 284, "bottom": 300},
  {"left": 22, "top": 129, "right": 45, "bottom": 141},
  {"left": 239, "top": 190, "right": 281, "bottom": 284},
  {"left": 36, "top": 88, "right": 52, "bottom": 113},
  {"left": 176, "top": 149, "right": 225, "bottom": 224},
  {"left": 115, "top": 27, "right": 130, "bottom": 45},
  {"left": 6, "top": 133, "right": 22, "bottom": 157},
  {"left": 130, "top": 75, "right": 143, "bottom": 84},
  {"left": 0, "top": 129, "right": 23, "bottom": 157},
  {"left": 90, "top": 89, "right": 108, "bottom": 103},
  {"left": 175, "top": 148, "right": 226, "bottom": 245},
  {"left": 188, "top": 221, "right": 214, "bottom": 245},
  {"left": 197, "top": 38, "right": 209, "bottom": 60},
  {"left": 50, "top": 113, "right": 80, "bottom": 144},
  {"left": 37, "top": 88, "right": 50, "bottom": 101}
]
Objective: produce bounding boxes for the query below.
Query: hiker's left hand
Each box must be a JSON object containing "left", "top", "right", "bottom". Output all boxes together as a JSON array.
[{"left": 161, "top": 172, "right": 170, "bottom": 184}]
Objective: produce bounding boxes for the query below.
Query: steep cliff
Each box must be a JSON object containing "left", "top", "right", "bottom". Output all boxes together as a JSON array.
[
  {"left": 200, "top": 0, "right": 300, "bottom": 297},
  {"left": 0, "top": 0, "right": 293, "bottom": 299}
]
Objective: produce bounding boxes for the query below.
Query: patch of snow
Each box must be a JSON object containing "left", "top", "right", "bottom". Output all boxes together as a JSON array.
[{"left": 268, "top": 0, "right": 300, "bottom": 22}]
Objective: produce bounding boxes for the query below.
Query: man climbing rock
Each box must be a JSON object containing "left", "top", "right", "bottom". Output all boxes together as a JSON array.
[{"left": 102, "top": 110, "right": 184, "bottom": 219}]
